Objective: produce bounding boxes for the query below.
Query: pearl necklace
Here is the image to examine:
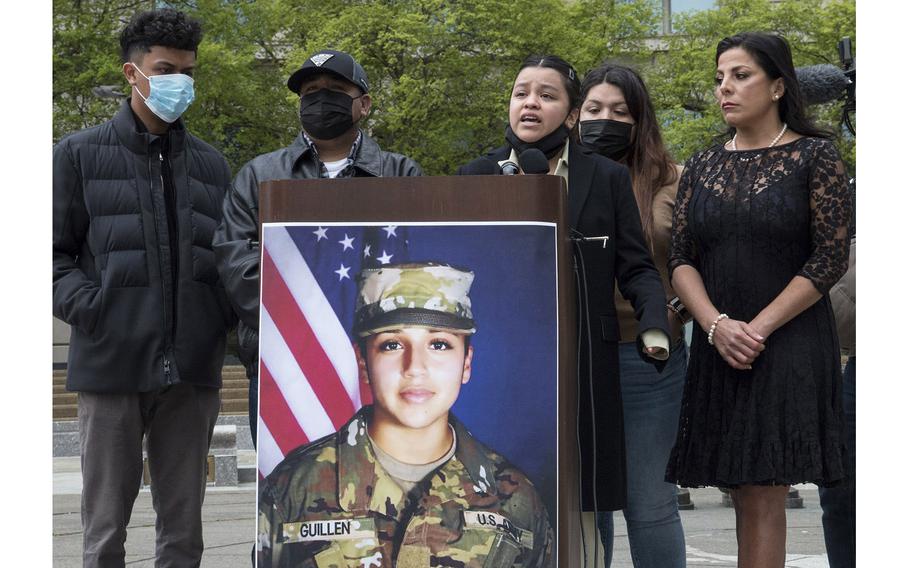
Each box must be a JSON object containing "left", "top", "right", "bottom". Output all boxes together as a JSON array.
[{"left": 731, "top": 123, "right": 788, "bottom": 151}]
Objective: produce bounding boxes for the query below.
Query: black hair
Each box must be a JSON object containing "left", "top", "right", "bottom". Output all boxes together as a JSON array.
[
  {"left": 119, "top": 8, "right": 203, "bottom": 64},
  {"left": 580, "top": 62, "right": 678, "bottom": 250},
  {"left": 517, "top": 54, "right": 581, "bottom": 110},
  {"left": 716, "top": 32, "right": 831, "bottom": 139}
]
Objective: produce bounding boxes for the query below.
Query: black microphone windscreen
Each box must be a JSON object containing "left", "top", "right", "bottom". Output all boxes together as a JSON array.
[
  {"left": 518, "top": 148, "right": 550, "bottom": 174},
  {"left": 458, "top": 157, "right": 500, "bottom": 175},
  {"left": 796, "top": 64, "right": 851, "bottom": 105}
]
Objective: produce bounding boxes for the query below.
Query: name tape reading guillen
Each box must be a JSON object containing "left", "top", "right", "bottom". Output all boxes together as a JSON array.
[{"left": 280, "top": 519, "right": 375, "bottom": 543}]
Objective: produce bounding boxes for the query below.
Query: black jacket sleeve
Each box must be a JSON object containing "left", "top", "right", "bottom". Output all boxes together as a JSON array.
[
  {"left": 610, "top": 163, "right": 671, "bottom": 366},
  {"left": 52, "top": 139, "right": 103, "bottom": 335},
  {"left": 213, "top": 162, "right": 262, "bottom": 331},
  {"left": 396, "top": 157, "right": 423, "bottom": 177}
]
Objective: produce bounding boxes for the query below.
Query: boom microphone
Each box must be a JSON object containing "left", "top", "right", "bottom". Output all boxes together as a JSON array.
[
  {"left": 518, "top": 148, "right": 550, "bottom": 174},
  {"left": 457, "top": 157, "right": 500, "bottom": 175},
  {"left": 796, "top": 64, "right": 852, "bottom": 105}
]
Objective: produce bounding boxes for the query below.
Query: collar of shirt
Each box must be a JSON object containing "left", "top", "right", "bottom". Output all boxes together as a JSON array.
[
  {"left": 301, "top": 130, "right": 363, "bottom": 178},
  {"left": 553, "top": 140, "right": 570, "bottom": 184},
  {"left": 335, "top": 406, "right": 498, "bottom": 516},
  {"left": 497, "top": 141, "right": 570, "bottom": 190}
]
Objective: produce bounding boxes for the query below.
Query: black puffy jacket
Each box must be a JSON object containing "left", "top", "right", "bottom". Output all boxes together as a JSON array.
[
  {"left": 213, "top": 131, "right": 422, "bottom": 378},
  {"left": 53, "top": 100, "right": 234, "bottom": 393}
]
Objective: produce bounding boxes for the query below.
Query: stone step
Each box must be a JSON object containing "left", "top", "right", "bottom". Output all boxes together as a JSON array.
[
  {"left": 53, "top": 386, "right": 248, "bottom": 404},
  {"left": 56, "top": 401, "right": 249, "bottom": 420},
  {"left": 53, "top": 366, "right": 247, "bottom": 382},
  {"left": 53, "top": 393, "right": 76, "bottom": 406},
  {"left": 220, "top": 399, "right": 248, "bottom": 414},
  {"left": 53, "top": 378, "right": 249, "bottom": 394},
  {"left": 53, "top": 366, "right": 250, "bottom": 420},
  {"left": 54, "top": 405, "right": 77, "bottom": 421}
]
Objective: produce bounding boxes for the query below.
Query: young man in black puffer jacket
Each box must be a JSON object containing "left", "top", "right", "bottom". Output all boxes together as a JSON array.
[{"left": 52, "top": 8, "right": 233, "bottom": 567}]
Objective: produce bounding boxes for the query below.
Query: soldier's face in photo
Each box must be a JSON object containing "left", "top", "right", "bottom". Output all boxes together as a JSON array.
[{"left": 356, "top": 327, "right": 473, "bottom": 433}]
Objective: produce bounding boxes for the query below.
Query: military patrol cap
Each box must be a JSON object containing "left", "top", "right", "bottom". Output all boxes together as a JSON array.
[
  {"left": 353, "top": 262, "right": 476, "bottom": 337},
  {"left": 287, "top": 49, "right": 370, "bottom": 94}
]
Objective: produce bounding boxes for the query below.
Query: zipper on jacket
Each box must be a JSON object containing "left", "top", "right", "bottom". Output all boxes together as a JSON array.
[
  {"left": 148, "top": 146, "right": 176, "bottom": 385},
  {"left": 161, "top": 150, "right": 180, "bottom": 351}
]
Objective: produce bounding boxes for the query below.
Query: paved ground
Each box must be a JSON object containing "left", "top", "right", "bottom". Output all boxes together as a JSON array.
[
  {"left": 54, "top": 457, "right": 830, "bottom": 567},
  {"left": 53, "top": 456, "right": 256, "bottom": 568}
]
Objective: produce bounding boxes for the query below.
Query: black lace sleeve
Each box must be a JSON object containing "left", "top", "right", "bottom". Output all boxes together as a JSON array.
[
  {"left": 668, "top": 157, "right": 698, "bottom": 277},
  {"left": 797, "top": 140, "right": 852, "bottom": 294}
]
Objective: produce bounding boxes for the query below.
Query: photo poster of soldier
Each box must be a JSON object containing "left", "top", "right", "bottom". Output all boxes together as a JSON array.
[{"left": 256, "top": 221, "right": 559, "bottom": 567}]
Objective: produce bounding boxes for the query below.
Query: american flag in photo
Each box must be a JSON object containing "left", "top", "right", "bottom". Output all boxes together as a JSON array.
[{"left": 257, "top": 224, "right": 409, "bottom": 477}]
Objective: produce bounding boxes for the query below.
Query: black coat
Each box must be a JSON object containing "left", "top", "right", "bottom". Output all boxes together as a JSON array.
[
  {"left": 53, "top": 100, "right": 235, "bottom": 393},
  {"left": 479, "top": 142, "right": 670, "bottom": 511}
]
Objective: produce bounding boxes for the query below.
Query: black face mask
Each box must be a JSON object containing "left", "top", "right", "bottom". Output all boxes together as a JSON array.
[
  {"left": 579, "top": 119, "right": 634, "bottom": 161},
  {"left": 505, "top": 123, "right": 571, "bottom": 160},
  {"left": 299, "top": 89, "right": 356, "bottom": 140}
]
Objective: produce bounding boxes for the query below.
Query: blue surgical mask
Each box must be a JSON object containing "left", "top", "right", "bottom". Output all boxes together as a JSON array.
[{"left": 131, "top": 64, "right": 195, "bottom": 123}]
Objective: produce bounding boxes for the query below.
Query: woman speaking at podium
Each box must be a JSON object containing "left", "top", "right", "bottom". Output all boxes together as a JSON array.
[{"left": 458, "top": 54, "right": 670, "bottom": 551}]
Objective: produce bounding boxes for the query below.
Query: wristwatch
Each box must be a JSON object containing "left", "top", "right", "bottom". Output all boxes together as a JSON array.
[{"left": 667, "top": 296, "right": 692, "bottom": 324}]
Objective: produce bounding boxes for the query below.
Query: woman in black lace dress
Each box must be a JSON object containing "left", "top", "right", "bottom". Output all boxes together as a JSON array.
[{"left": 665, "top": 33, "right": 851, "bottom": 566}]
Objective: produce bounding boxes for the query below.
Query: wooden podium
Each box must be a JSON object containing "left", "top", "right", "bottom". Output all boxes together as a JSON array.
[{"left": 260, "top": 175, "right": 580, "bottom": 566}]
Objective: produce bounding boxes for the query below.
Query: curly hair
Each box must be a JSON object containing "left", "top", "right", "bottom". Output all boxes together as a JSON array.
[{"left": 119, "top": 8, "right": 203, "bottom": 63}]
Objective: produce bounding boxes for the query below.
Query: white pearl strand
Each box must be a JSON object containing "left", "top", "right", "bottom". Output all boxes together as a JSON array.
[{"left": 731, "top": 123, "right": 788, "bottom": 151}]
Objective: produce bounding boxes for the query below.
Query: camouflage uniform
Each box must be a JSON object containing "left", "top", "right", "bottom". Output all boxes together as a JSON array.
[{"left": 258, "top": 406, "right": 554, "bottom": 567}]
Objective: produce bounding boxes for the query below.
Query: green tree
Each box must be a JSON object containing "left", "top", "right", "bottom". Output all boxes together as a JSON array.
[
  {"left": 52, "top": 0, "right": 156, "bottom": 141},
  {"left": 53, "top": 0, "right": 854, "bottom": 175}
]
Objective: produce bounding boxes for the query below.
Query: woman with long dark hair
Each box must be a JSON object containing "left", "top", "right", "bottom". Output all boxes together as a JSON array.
[
  {"left": 665, "top": 32, "right": 851, "bottom": 566},
  {"left": 458, "top": 55, "right": 671, "bottom": 562},
  {"left": 577, "top": 62, "right": 687, "bottom": 568}
]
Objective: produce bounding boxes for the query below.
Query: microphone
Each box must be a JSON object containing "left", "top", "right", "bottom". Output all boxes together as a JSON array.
[
  {"left": 518, "top": 148, "right": 550, "bottom": 174},
  {"left": 457, "top": 157, "right": 500, "bottom": 175},
  {"left": 795, "top": 64, "right": 852, "bottom": 105},
  {"left": 500, "top": 160, "right": 520, "bottom": 175}
]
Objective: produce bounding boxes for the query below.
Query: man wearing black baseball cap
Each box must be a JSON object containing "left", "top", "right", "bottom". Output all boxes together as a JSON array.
[{"left": 213, "top": 49, "right": 422, "bottom": 446}]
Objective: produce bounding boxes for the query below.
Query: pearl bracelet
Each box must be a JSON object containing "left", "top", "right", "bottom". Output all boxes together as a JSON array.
[{"left": 707, "top": 313, "right": 729, "bottom": 346}]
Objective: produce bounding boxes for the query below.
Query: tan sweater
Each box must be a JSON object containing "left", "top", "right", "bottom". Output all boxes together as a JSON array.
[{"left": 615, "top": 165, "right": 683, "bottom": 344}]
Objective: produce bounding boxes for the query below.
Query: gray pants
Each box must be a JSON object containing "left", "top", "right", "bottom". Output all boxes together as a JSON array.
[{"left": 78, "top": 383, "right": 221, "bottom": 568}]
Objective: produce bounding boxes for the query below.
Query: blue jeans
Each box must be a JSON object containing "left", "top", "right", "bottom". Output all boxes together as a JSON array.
[
  {"left": 597, "top": 341, "right": 687, "bottom": 568},
  {"left": 819, "top": 356, "right": 856, "bottom": 568}
]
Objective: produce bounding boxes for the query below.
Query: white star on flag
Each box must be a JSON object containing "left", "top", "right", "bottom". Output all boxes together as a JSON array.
[
  {"left": 334, "top": 264, "right": 351, "bottom": 281},
  {"left": 383, "top": 225, "right": 398, "bottom": 238},
  {"left": 377, "top": 251, "right": 393, "bottom": 265},
  {"left": 339, "top": 234, "right": 355, "bottom": 251},
  {"left": 363, "top": 244, "right": 372, "bottom": 258},
  {"left": 313, "top": 227, "right": 328, "bottom": 241}
]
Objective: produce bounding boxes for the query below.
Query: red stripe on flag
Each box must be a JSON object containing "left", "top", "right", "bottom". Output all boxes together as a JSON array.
[
  {"left": 261, "top": 248, "right": 356, "bottom": 428},
  {"left": 259, "top": 361, "right": 310, "bottom": 455}
]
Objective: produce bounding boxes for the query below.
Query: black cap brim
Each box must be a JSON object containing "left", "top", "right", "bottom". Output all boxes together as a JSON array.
[{"left": 287, "top": 67, "right": 355, "bottom": 94}]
